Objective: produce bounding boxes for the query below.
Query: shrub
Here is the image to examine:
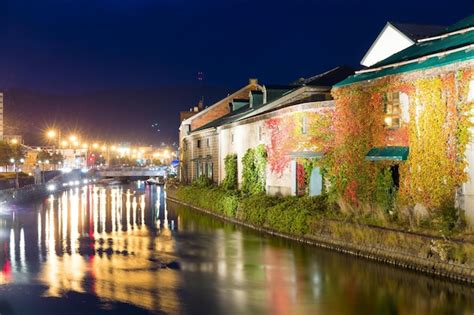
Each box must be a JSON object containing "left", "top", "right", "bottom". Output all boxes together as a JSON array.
[
  {"left": 433, "top": 200, "right": 466, "bottom": 235},
  {"left": 241, "top": 145, "right": 267, "bottom": 195},
  {"left": 222, "top": 154, "right": 238, "bottom": 190},
  {"left": 238, "top": 194, "right": 280, "bottom": 226},
  {"left": 176, "top": 186, "right": 239, "bottom": 216},
  {"left": 192, "top": 175, "right": 214, "bottom": 188}
]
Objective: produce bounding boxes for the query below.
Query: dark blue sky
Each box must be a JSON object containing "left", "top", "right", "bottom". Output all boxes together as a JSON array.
[{"left": 0, "top": 0, "right": 472, "bottom": 143}]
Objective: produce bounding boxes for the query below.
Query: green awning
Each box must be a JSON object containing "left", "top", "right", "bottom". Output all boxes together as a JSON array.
[
  {"left": 289, "top": 151, "right": 323, "bottom": 159},
  {"left": 365, "top": 146, "right": 409, "bottom": 161}
]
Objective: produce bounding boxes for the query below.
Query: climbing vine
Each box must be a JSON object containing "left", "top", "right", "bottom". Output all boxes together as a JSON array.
[
  {"left": 331, "top": 66, "right": 474, "bottom": 213},
  {"left": 222, "top": 153, "right": 238, "bottom": 190},
  {"left": 241, "top": 144, "right": 267, "bottom": 194},
  {"left": 265, "top": 108, "right": 334, "bottom": 177}
]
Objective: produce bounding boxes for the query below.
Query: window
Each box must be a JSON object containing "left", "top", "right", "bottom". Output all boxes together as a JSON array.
[
  {"left": 207, "top": 162, "right": 213, "bottom": 179},
  {"left": 301, "top": 116, "right": 307, "bottom": 134},
  {"left": 258, "top": 126, "right": 263, "bottom": 141},
  {"left": 183, "top": 142, "right": 188, "bottom": 151},
  {"left": 196, "top": 139, "right": 201, "bottom": 148},
  {"left": 468, "top": 80, "right": 474, "bottom": 102},
  {"left": 383, "top": 92, "right": 401, "bottom": 128},
  {"left": 207, "top": 138, "right": 210, "bottom": 147},
  {"left": 195, "top": 161, "right": 201, "bottom": 177}
]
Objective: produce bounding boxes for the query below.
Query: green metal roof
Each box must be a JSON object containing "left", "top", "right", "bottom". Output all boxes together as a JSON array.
[
  {"left": 444, "top": 14, "right": 474, "bottom": 33},
  {"left": 373, "top": 29, "right": 474, "bottom": 68},
  {"left": 365, "top": 146, "right": 409, "bottom": 161},
  {"left": 336, "top": 48, "right": 474, "bottom": 87},
  {"left": 335, "top": 16, "right": 474, "bottom": 87}
]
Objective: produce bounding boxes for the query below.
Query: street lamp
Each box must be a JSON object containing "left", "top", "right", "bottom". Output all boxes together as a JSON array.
[
  {"left": 69, "top": 135, "right": 78, "bottom": 142},
  {"left": 46, "top": 129, "right": 61, "bottom": 149},
  {"left": 10, "top": 158, "right": 23, "bottom": 189}
]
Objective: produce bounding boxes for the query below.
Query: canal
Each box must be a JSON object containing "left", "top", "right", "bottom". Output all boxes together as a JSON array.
[{"left": 0, "top": 182, "right": 473, "bottom": 314}]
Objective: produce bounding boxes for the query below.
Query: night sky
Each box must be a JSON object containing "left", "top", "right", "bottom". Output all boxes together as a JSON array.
[{"left": 0, "top": 0, "right": 472, "bottom": 145}]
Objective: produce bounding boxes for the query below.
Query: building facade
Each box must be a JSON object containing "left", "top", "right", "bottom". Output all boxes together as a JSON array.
[
  {"left": 333, "top": 15, "right": 474, "bottom": 221},
  {"left": 179, "top": 79, "right": 261, "bottom": 183}
]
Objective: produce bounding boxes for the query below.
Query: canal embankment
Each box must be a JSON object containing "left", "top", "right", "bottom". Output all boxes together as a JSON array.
[
  {"left": 166, "top": 185, "right": 474, "bottom": 284},
  {"left": 0, "top": 169, "right": 86, "bottom": 204}
]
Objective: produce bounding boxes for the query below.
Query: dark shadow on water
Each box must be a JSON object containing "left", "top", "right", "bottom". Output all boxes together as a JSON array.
[{"left": 0, "top": 285, "right": 158, "bottom": 315}]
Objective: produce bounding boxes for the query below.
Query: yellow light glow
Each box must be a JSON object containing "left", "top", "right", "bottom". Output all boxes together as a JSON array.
[
  {"left": 111, "top": 145, "right": 117, "bottom": 151},
  {"left": 101, "top": 146, "right": 107, "bottom": 151},
  {"left": 92, "top": 143, "right": 99, "bottom": 149},
  {"left": 384, "top": 117, "right": 392, "bottom": 126},
  {"left": 61, "top": 140, "right": 68, "bottom": 147},
  {"left": 10, "top": 139, "right": 18, "bottom": 145},
  {"left": 81, "top": 143, "right": 88, "bottom": 149},
  {"left": 46, "top": 130, "right": 57, "bottom": 139},
  {"left": 69, "top": 135, "right": 78, "bottom": 142}
]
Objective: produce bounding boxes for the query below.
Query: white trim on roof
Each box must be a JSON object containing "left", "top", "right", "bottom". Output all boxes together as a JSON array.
[
  {"left": 417, "top": 26, "right": 474, "bottom": 43},
  {"left": 356, "top": 43, "right": 474, "bottom": 75}
]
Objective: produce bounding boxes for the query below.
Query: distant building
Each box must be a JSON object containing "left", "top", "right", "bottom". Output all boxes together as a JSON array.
[
  {"left": 178, "top": 67, "right": 354, "bottom": 194},
  {"left": 179, "top": 99, "right": 204, "bottom": 123},
  {"left": 179, "top": 79, "right": 261, "bottom": 183},
  {"left": 0, "top": 93, "right": 3, "bottom": 141}
]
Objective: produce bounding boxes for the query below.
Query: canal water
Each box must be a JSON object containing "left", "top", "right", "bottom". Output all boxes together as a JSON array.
[{"left": 0, "top": 183, "right": 473, "bottom": 315}]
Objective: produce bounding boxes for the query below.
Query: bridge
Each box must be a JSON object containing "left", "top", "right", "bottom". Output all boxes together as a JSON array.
[{"left": 95, "top": 167, "right": 167, "bottom": 178}]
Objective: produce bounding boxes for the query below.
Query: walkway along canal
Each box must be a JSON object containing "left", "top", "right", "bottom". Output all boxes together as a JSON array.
[{"left": 0, "top": 182, "right": 473, "bottom": 314}]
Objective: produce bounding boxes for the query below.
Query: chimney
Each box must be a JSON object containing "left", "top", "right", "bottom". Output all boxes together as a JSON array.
[
  {"left": 198, "top": 98, "right": 204, "bottom": 110},
  {"left": 249, "top": 78, "right": 258, "bottom": 86}
]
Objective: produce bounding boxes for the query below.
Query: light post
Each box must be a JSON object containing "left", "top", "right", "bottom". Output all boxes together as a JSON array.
[
  {"left": 10, "top": 158, "right": 24, "bottom": 189},
  {"left": 38, "top": 160, "right": 49, "bottom": 184},
  {"left": 47, "top": 129, "right": 62, "bottom": 150}
]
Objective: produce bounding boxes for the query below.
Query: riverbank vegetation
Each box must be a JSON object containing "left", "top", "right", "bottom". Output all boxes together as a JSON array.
[{"left": 173, "top": 183, "right": 470, "bottom": 239}]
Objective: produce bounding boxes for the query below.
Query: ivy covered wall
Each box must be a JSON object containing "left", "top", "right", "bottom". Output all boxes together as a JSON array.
[{"left": 331, "top": 64, "right": 474, "bottom": 213}]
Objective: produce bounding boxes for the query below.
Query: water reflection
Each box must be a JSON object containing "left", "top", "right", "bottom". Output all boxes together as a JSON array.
[{"left": 0, "top": 183, "right": 473, "bottom": 314}]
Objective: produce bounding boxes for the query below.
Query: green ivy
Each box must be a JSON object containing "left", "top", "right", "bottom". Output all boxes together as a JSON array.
[
  {"left": 242, "top": 145, "right": 267, "bottom": 195},
  {"left": 192, "top": 175, "right": 214, "bottom": 188},
  {"left": 222, "top": 154, "right": 238, "bottom": 190},
  {"left": 374, "top": 166, "right": 395, "bottom": 212}
]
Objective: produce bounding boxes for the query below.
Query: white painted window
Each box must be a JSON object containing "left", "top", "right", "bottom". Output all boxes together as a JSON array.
[
  {"left": 468, "top": 80, "right": 474, "bottom": 102},
  {"left": 400, "top": 93, "right": 409, "bottom": 123},
  {"left": 383, "top": 92, "right": 401, "bottom": 128},
  {"left": 301, "top": 116, "right": 307, "bottom": 134}
]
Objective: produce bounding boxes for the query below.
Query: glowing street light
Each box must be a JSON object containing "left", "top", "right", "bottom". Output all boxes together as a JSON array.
[
  {"left": 69, "top": 135, "right": 78, "bottom": 142},
  {"left": 46, "top": 130, "right": 57, "bottom": 139},
  {"left": 10, "top": 138, "right": 18, "bottom": 145},
  {"left": 61, "top": 140, "right": 68, "bottom": 147},
  {"left": 92, "top": 143, "right": 99, "bottom": 149}
]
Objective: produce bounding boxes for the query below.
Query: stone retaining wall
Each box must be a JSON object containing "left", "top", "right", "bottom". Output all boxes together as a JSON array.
[{"left": 166, "top": 192, "right": 474, "bottom": 284}]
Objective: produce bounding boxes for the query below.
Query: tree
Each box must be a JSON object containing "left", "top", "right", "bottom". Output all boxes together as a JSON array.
[
  {"left": 0, "top": 141, "right": 13, "bottom": 169},
  {"left": 50, "top": 152, "right": 64, "bottom": 165},
  {"left": 37, "top": 150, "right": 51, "bottom": 162},
  {"left": 0, "top": 141, "right": 25, "bottom": 170}
]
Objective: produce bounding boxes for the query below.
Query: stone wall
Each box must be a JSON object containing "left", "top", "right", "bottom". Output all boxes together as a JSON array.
[{"left": 167, "top": 191, "right": 474, "bottom": 283}]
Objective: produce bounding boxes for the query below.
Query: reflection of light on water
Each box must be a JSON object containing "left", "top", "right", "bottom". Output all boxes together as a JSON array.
[
  {"left": 9, "top": 228, "right": 15, "bottom": 272},
  {"left": 19, "top": 228, "right": 26, "bottom": 272},
  {"left": 132, "top": 196, "right": 137, "bottom": 229},
  {"left": 38, "top": 212, "right": 42, "bottom": 261},
  {"left": 140, "top": 195, "right": 145, "bottom": 227},
  {"left": 6, "top": 184, "right": 182, "bottom": 312}
]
